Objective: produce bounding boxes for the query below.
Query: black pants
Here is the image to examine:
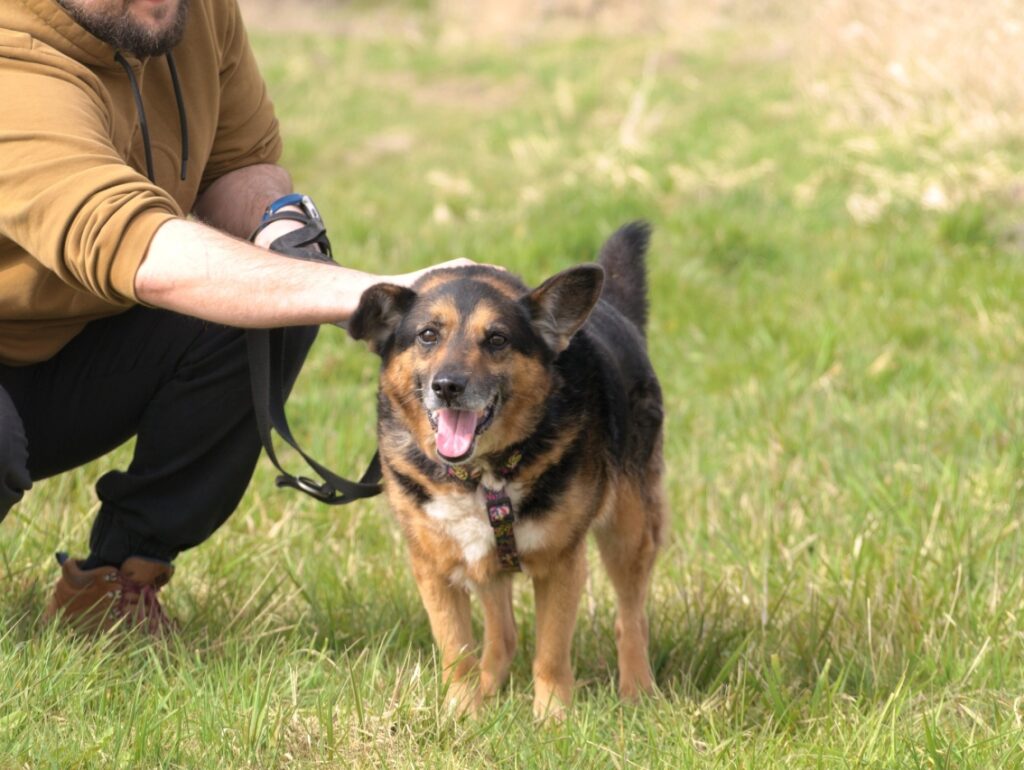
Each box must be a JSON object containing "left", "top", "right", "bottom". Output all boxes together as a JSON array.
[{"left": 0, "top": 307, "right": 316, "bottom": 565}]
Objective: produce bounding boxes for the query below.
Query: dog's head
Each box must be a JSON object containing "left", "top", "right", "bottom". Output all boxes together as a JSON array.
[{"left": 350, "top": 264, "right": 604, "bottom": 465}]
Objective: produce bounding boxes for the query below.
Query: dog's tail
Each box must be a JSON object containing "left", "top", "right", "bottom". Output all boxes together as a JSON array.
[{"left": 597, "top": 220, "right": 651, "bottom": 333}]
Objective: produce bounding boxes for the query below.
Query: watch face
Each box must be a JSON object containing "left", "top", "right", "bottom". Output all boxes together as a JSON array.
[{"left": 299, "top": 195, "right": 322, "bottom": 222}]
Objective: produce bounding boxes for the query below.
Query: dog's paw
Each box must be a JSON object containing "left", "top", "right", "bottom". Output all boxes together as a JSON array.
[
  {"left": 532, "top": 694, "right": 568, "bottom": 723},
  {"left": 531, "top": 680, "right": 571, "bottom": 723},
  {"left": 619, "top": 672, "right": 659, "bottom": 703},
  {"left": 446, "top": 680, "right": 483, "bottom": 718},
  {"left": 480, "top": 669, "right": 508, "bottom": 699},
  {"left": 618, "top": 658, "right": 659, "bottom": 702}
]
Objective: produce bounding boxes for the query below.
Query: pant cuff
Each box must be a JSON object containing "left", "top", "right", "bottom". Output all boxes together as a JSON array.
[{"left": 88, "top": 509, "right": 178, "bottom": 566}]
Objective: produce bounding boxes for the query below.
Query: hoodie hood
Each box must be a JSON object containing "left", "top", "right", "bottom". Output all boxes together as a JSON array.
[
  {"left": 3, "top": 1, "right": 190, "bottom": 182},
  {"left": 0, "top": 0, "right": 129, "bottom": 71},
  {"left": 0, "top": 0, "right": 284, "bottom": 365}
]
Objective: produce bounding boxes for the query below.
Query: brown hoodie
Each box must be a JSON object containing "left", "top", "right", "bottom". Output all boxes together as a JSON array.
[{"left": 0, "top": 0, "right": 282, "bottom": 365}]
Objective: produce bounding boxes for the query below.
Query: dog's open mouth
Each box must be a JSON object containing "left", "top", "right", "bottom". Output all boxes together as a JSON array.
[{"left": 430, "top": 404, "right": 496, "bottom": 463}]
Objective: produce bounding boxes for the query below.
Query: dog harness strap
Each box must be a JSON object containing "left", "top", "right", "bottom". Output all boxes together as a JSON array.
[
  {"left": 483, "top": 486, "right": 521, "bottom": 571},
  {"left": 446, "top": 449, "right": 525, "bottom": 571}
]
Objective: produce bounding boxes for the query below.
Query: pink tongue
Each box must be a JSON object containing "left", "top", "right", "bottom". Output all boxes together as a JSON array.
[{"left": 436, "top": 409, "right": 480, "bottom": 459}]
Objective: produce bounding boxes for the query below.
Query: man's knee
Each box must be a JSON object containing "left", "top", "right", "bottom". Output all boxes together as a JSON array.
[{"left": 0, "top": 386, "right": 31, "bottom": 523}]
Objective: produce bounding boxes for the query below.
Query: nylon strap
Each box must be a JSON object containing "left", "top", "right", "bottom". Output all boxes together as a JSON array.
[
  {"left": 246, "top": 213, "right": 382, "bottom": 505},
  {"left": 483, "top": 486, "right": 521, "bottom": 571},
  {"left": 446, "top": 449, "right": 524, "bottom": 571}
]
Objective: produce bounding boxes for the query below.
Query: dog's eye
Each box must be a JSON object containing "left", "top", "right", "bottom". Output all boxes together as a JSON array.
[
  {"left": 487, "top": 333, "right": 509, "bottom": 350},
  {"left": 418, "top": 329, "right": 438, "bottom": 345}
]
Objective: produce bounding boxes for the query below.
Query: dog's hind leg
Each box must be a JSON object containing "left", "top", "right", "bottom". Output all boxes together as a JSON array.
[
  {"left": 594, "top": 477, "right": 664, "bottom": 701},
  {"left": 409, "top": 555, "right": 481, "bottom": 716},
  {"left": 531, "top": 542, "right": 587, "bottom": 720},
  {"left": 477, "top": 577, "right": 517, "bottom": 698}
]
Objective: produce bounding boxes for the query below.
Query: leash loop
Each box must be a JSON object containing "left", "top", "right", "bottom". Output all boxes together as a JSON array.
[{"left": 246, "top": 210, "right": 382, "bottom": 506}]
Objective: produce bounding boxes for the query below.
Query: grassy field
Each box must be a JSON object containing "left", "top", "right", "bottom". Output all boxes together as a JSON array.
[{"left": 4, "top": 2, "right": 1024, "bottom": 767}]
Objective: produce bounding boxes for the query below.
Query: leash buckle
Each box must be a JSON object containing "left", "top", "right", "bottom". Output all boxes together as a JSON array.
[{"left": 277, "top": 474, "right": 338, "bottom": 502}]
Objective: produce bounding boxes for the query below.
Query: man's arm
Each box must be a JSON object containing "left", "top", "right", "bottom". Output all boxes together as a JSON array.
[
  {"left": 192, "top": 162, "right": 328, "bottom": 251},
  {"left": 136, "top": 218, "right": 445, "bottom": 327},
  {"left": 192, "top": 162, "right": 291, "bottom": 240},
  {"left": 137, "top": 164, "right": 463, "bottom": 327}
]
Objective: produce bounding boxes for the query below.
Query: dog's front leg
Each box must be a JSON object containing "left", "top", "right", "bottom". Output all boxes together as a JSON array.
[
  {"left": 409, "top": 556, "right": 481, "bottom": 716},
  {"left": 530, "top": 544, "right": 587, "bottom": 721},
  {"left": 476, "top": 577, "right": 517, "bottom": 698}
]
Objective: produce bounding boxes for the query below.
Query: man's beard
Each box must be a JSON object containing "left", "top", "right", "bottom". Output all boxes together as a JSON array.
[{"left": 56, "top": 0, "right": 190, "bottom": 57}]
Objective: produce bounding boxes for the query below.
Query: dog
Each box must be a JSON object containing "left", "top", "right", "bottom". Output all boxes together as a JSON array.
[{"left": 348, "top": 222, "right": 665, "bottom": 719}]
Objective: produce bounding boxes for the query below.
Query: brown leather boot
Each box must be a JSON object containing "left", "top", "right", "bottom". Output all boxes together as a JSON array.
[{"left": 44, "top": 552, "right": 175, "bottom": 634}]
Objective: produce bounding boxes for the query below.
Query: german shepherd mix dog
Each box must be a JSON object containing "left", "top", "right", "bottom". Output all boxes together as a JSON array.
[{"left": 349, "top": 222, "right": 665, "bottom": 719}]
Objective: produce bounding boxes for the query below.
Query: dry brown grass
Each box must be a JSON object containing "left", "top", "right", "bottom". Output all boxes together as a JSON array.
[
  {"left": 241, "top": 0, "right": 795, "bottom": 47},
  {"left": 245, "top": 0, "right": 1024, "bottom": 139},
  {"left": 241, "top": 0, "right": 1024, "bottom": 217},
  {"left": 435, "top": 0, "right": 732, "bottom": 45},
  {"left": 797, "top": 0, "right": 1024, "bottom": 143},
  {"left": 792, "top": 0, "right": 1024, "bottom": 220}
]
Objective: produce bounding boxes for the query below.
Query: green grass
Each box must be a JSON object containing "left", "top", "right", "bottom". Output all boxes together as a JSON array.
[{"left": 5, "top": 11, "right": 1024, "bottom": 768}]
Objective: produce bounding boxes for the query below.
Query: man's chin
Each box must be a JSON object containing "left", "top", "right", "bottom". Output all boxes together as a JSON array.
[{"left": 57, "top": 0, "right": 190, "bottom": 57}]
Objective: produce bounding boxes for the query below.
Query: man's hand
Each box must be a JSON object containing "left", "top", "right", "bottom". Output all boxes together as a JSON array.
[
  {"left": 136, "top": 220, "right": 486, "bottom": 329},
  {"left": 135, "top": 162, "right": 488, "bottom": 328},
  {"left": 391, "top": 258, "right": 478, "bottom": 288}
]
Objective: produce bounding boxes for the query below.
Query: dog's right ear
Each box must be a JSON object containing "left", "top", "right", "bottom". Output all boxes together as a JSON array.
[{"left": 348, "top": 283, "right": 417, "bottom": 354}]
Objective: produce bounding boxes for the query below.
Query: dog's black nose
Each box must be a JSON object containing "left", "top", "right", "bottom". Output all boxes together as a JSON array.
[{"left": 431, "top": 375, "right": 466, "bottom": 403}]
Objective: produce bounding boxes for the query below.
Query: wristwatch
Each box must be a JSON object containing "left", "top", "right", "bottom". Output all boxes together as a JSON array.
[{"left": 262, "top": 193, "right": 323, "bottom": 223}]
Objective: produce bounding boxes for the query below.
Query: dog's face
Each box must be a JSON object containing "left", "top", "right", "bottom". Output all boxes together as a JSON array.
[{"left": 350, "top": 264, "right": 604, "bottom": 465}]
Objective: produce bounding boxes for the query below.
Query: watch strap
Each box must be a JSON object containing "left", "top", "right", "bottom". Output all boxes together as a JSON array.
[{"left": 262, "top": 193, "right": 323, "bottom": 223}]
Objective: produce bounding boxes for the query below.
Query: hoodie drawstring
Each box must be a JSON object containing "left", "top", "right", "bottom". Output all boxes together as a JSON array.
[
  {"left": 113, "top": 50, "right": 189, "bottom": 184},
  {"left": 165, "top": 51, "right": 189, "bottom": 181},
  {"left": 114, "top": 51, "right": 154, "bottom": 182}
]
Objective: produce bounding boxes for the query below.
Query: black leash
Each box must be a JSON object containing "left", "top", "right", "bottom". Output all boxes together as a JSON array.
[{"left": 246, "top": 210, "right": 382, "bottom": 505}]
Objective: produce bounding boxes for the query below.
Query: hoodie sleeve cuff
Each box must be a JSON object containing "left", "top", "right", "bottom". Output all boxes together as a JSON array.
[{"left": 110, "top": 209, "right": 181, "bottom": 305}]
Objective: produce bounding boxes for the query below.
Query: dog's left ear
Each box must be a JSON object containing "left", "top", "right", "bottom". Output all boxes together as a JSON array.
[
  {"left": 349, "top": 283, "right": 417, "bottom": 354},
  {"left": 523, "top": 264, "right": 605, "bottom": 354}
]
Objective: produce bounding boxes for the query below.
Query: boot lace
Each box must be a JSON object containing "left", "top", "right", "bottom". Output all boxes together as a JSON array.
[{"left": 116, "top": 577, "right": 173, "bottom": 634}]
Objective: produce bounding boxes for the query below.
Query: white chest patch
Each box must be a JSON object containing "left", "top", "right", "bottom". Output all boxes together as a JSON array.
[
  {"left": 424, "top": 492, "right": 495, "bottom": 565},
  {"left": 423, "top": 481, "right": 543, "bottom": 567}
]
